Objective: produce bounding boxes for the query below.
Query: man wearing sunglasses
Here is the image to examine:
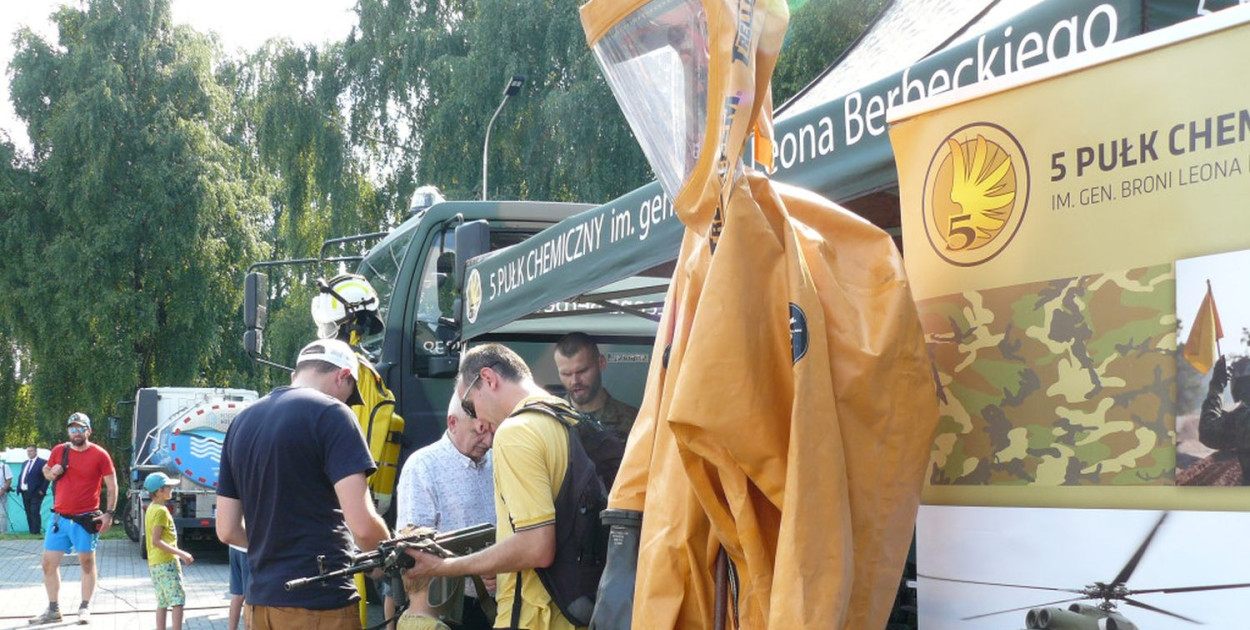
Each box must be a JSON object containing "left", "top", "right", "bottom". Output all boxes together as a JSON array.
[
  {"left": 404, "top": 343, "right": 580, "bottom": 630},
  {"left": 30, "top": 412, "right": 118, "bottom": 625}
]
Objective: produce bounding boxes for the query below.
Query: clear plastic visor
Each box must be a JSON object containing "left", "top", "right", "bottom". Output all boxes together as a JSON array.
[{"left": 591, "top": 0, "right": 709, "bottom": 200}]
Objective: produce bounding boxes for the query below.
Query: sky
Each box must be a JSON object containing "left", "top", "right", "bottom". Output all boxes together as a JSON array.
[
  {"left": 0, "top": 0, "right": 358, "bottom": 153},
  {"left": 918, "top": 505, "right": 1250, "bottom": 630},
  {"left": 1176, "top": 248, "right": 1250, "bottom": 358}
]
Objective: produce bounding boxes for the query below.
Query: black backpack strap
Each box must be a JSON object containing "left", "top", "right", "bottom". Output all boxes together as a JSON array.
[
  {"left": 509, "top": 399, "right": 580, "bottom": 427},
  {"left": 50, "top": 442, "right": 70, "bottom": 494},
  {"left": 510, "top": 571, "right": 524, "bottom": 629}
]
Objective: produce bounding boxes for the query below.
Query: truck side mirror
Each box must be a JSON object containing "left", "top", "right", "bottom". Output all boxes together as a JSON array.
[
  {"left": 244, "top": 272, "right": 268, "bottom": 358},
  {"left": 244, "top": 272, "right": 269, "bottom": 330},
  {"left": 243, "top": 329, "right": 263, "bottom": 357},
  {"left": 454, "top": 220, "right": 490, "bottom": 291}
]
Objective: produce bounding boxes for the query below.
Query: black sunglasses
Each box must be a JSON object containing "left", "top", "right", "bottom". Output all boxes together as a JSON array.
[{"left": 460, "top": 363, "right": 498, "bottom": 420}]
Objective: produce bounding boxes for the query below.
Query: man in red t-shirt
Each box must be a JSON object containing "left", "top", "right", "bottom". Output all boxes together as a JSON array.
[{"left": 29, "top": 412, "right": 118, "bottom": 625}]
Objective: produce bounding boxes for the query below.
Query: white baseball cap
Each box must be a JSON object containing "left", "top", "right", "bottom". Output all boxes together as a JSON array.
[{"left": 297, "top": 339, "right": 364, "bottom": 405}]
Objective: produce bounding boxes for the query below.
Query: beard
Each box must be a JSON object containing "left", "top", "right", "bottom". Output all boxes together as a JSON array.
[
  {"left": 570, "top": 380, "right": 602, "bottom": 406},
  {"left": 70, "top": 434, "right": 87, "bottom": 447}
]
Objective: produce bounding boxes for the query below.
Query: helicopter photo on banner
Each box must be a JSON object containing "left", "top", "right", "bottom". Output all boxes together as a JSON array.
[{"left": 916, "top": 506, "right": 1250, "bottom": 630}]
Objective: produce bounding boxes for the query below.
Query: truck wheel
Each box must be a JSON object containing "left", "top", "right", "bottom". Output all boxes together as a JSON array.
[{"left": 123, "top": 501, "right": 140, "bottom": 542}]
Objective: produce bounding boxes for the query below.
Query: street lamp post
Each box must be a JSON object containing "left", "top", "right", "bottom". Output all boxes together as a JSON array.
[{"left": 482, "top": 74, "right": 526, "bottom": 201}]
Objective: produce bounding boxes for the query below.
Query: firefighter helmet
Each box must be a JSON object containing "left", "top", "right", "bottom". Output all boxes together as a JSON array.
[{"left": 311, "top": 274, "right": 383, "bottom": 339}]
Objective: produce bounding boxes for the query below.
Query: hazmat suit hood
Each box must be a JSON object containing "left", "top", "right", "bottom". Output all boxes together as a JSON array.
[{"left": 585, "top": 0, "right": 711, "bottom": 202}]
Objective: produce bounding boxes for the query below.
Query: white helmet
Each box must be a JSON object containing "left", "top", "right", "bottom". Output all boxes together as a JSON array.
[{"left": 311, "top": 274, "right": 382, "bottom": 339}]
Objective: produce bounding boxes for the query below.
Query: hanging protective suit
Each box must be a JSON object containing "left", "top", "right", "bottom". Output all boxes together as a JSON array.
[{"left": 579, "top": 0, "right": 939, "bottom": 627}]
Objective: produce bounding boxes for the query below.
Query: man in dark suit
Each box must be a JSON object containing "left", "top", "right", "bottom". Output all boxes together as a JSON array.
[{"left": 17, "top": 444, "right": 48, "bottom": 535}]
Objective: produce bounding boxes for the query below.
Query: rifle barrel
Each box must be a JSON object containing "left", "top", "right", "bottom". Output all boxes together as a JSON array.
[{"left": 283, "top": 523, "right": 495, "bottom": 591}]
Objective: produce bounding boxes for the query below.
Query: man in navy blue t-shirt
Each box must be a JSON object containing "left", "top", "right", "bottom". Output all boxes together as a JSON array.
[{"left": 217, "top": 339, "right": 389, "bottom": 629}]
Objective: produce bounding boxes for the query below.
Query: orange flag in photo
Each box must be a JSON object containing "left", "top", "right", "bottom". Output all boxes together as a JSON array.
[{"left": 1183, "top": 282, "right": 1223, "bottom": 374}]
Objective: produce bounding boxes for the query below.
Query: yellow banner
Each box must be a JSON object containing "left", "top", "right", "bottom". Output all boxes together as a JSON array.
[
  {"left": 896, "top": 13, "right": 1250, "bottom": 296},
  {"left": 890, "top": 7, "right": 1250, "bottom": 495}
]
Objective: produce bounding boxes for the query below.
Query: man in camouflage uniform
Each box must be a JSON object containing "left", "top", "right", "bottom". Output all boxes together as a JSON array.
[
  {"left": 553, "top": 332, "right": 638, "bottom": 439},
  {"left": 1198, "top": 355, "right": 1250, "bottom": 485}
]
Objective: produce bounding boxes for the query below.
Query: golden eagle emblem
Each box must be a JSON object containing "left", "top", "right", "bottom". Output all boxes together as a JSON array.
[{"left": 923, "top": 124, "right": 1029, "bottom": 266}]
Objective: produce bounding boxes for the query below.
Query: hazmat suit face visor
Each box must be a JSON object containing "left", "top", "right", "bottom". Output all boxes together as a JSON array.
[{"left": 589, "top": 0, "right": 709, "bottom": 200}]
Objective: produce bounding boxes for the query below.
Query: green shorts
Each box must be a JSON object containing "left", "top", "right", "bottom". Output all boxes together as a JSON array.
[{"left": 150, "top": 559, "right": 186, "bottom": 608}]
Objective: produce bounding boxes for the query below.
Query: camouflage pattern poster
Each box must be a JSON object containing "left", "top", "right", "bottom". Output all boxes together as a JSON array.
[
  {"left": 891, "top": 10, "right": 1250, "bottom": 487},
  {"left": 920, "top": 265, "right": 1175, "bottom": 485}
]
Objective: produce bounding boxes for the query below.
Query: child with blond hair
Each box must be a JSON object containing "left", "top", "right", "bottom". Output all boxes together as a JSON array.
[{"left": 396, "top": 526, "right": 451, "bottom": 630}]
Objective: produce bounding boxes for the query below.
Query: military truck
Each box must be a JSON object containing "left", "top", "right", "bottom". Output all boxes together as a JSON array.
[
  {"left": 243, "top": 199, "right": 658, "bottom": 495},
  {"left": 123, "top": 387, "right": 258, "bottom": 557}
]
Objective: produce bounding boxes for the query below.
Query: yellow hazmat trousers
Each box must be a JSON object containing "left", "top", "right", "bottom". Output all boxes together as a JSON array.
[
  {"left": 581, "top": 0, "right": 940, "bottom": 627},
  {"left": 346, "top": 333, "right": 406, "bottom": 625}
]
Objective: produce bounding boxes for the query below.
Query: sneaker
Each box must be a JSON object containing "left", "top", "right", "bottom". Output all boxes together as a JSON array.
[
  {"left": 28, "top": 607, "right": 62, "bottom": 625},
  {"left": 77, "top": 602, "right": 91, "bottom": 625}
]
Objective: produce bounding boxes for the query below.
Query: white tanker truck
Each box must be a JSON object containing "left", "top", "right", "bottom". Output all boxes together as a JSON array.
[{"left": 122, "top": 387, "right": 257, "bottom": 557}]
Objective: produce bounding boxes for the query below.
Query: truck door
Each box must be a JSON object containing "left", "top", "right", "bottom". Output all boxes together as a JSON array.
[
  {"left": 390, "top": 224, "right": 546, "bottom": 454},
  {"left": 391, "top": 226, "right": 459, "bottom": 453}
]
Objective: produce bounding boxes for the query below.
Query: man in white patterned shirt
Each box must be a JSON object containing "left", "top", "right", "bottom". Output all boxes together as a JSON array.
[{"left": 396, "top": 393, "right": 496, "bottom": 629}]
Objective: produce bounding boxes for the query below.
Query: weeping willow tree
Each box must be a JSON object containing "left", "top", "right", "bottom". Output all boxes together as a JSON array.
[
  {"left": 3, "top": 0, "right": 265, "bottom": 434},
  {"left": 0, "top": 0, "right": 882, "bottom": 439},
  {"left": 339, "top": 0, "right": 652, "bottom": 203}
]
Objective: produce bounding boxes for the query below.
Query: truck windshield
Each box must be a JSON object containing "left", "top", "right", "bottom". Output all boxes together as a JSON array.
[
  {"left": 355, "top": 221, "right": 420, "bottom": 357},
  {"left": 354, "top": 217, "right": 554, "bottom": 361},
  {"left": 412, "top": 228, "right": 544, "bottom": 359}
]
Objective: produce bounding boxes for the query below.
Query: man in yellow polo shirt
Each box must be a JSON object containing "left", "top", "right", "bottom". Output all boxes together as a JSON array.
[{"left": 403, "top": 343, "right": 579, "bottom": 630}]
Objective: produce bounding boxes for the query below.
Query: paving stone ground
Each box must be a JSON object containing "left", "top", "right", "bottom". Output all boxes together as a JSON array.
[{"left": 0, "top": 538, "right": 384, "bottom": 630}]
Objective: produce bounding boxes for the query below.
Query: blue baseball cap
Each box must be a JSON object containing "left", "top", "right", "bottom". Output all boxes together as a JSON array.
[{"left": 143, "top": 472, "right": 180, "bottom": 493}]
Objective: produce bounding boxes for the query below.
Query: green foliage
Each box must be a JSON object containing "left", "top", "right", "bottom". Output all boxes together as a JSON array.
[
  {"left": 345, "top": 0, "right": 651, "bottom": 202},
  {"left": 242, "top": 0, "right": 659, "bottom": 365},
  {"left": 0, "top": 346, "right": 37, "bottom": 447},
  {"left": 0, "top": 141, "right": 40, "bottom": 444},
  {"left": 773, "top": 0, "right": 888, "bottom": 105},
  {"left": 215, "top": 39, "right": 402, "bottom": 372},
  {"left": 3, "top": 0, "right": 264, "bottom": 429}
]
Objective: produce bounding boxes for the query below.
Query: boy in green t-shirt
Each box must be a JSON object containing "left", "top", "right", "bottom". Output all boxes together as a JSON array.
[{"left": 144, "top": 472, "right": 195, "bottom": 630}]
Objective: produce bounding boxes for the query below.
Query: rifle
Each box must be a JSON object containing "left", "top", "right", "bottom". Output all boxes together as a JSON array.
[{"left": 285, "top": 522, "right": 496, "bottom": 591}]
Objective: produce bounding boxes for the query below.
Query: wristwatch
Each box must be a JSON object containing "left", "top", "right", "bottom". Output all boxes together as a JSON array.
[{"left": 103, "top": 510, "right": 115, "bottom": 517}]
